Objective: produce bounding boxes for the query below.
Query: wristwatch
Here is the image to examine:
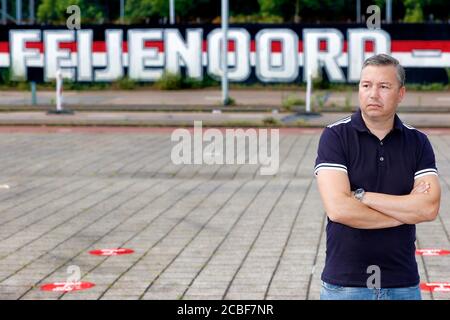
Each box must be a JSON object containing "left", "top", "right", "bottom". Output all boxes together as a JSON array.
[{"left": 353, "top": 188, "right": 365, "bottom": 201}]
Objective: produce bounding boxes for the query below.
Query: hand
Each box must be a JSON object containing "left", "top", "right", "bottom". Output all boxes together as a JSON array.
[{"left": 410, "top": 181, "right": 430, "bottom": 195}]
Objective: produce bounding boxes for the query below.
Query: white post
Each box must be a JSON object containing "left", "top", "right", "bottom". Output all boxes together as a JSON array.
[
  {"left": 2, "top": 0, "right": 7, "bottom": 24},
  {"left": 221, "top": 0, "right": 229, "bottom": 105},
  {"left": 56, "top": 69, "right": 63, "bottom": 112},
  {"left": 169, "top": 0, "right": 175, "bottom": 24},
  {"left": 31, "top": 81, "right": 37, "bottom": 105},
  {"left": 29, "top": 0, "right": 34, "bottom": 24},
  {"left": 386, "top": 0, "right": 392, "bottom": 23},
  {"left": 120, "top": 0, "right": 124, "bottom": 23},
  {"left": 356, "top": 0, "right": 361, "bottom": 23},
  {"left": 305, "top": 71, "right": 312, "bottom": 113},
  {"left": 16, "top": 0, "right": 21, "bottom": 24}
]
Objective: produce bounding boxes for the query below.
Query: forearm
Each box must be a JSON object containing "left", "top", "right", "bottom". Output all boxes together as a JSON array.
[
  {"left": 328, "top": 195, "right": 404, "bottom": 229},
  {"left": 362, "top": 192, "right": 433, "bottom": 224}
]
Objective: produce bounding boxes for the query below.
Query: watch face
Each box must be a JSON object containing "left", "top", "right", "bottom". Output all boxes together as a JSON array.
[{"left": 355, "top": 189, "right": 364, "bottom": 199}]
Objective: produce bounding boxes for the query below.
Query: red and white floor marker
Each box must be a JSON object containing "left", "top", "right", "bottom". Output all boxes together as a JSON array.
[
  {"left": 89, "top": 248, "right": 134, "bottom": 256},
  {"left": 420, "top": 283, "right": 450, "bottom": 292},
  {"left": 40, "top": 282, "right": 95, "bottom": 292},
  {"left": 416, "top": 249, "right": 450, "bottom": 256},
  {"left": 416, "top": 249, "right": 450, "bottom": 293}
]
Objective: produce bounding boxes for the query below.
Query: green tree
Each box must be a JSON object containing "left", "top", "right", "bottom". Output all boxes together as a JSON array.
[
  {"left": 258, "top": 0, "right": 290, "bottom": 18},
  {"left": 258, "top": 0, "right": 348, "bottom": 23},
  {"left": 37, "top": 0, "right": 104, "bottom": 24},
  {"left": 124, "top": 0, "right": 158, "bottom": 23},
  {"left": 403, "top": 0, "right": 424, "bottom": 22},
  {"left": 125, "top": 0, "right": 212, "bottom": 23}
]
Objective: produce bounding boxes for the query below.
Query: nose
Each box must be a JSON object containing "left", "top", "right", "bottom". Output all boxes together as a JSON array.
[{"left": 369, "top": 86, "right": 380, "bottom": 100}]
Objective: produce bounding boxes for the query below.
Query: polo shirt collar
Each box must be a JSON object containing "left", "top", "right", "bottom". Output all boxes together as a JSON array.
[{"left": 351, "top": 108, "right": 403, "bottom": 133}]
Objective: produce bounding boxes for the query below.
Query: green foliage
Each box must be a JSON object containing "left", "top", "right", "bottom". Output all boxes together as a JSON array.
[
  {"left": 125, "top": 0, "right": 211, "bottom": 23},
  {"left": 33, "top": 0, "right": 449, "bottom": 24},
  {"left": 37, "top": 0, "right": 105, "bottom": 24},
  {"left": 313, "top": 92, "right": 326, "bottom": 111},
  {"left": 403, "top": 0, "right": 424, "bottom": 22},
  {"left": 312, "top": 74, "right": 330, "bottom": 90},
  {"left": 154, "top": 72, "right": 184, "bottom": 90},
  {"left": 262, "top": 116, "right": 281, "bottom": 126},
  {"left": 0, "top": 68, "right": 11, "bottom": 85},
  {"left": 125, "top": 0, "right": 162, "bottom": 23},
  {"left": 344, "top": 90, "right": 353, "bottom": 111},
  {"left": 223, "top": 96, "right": 236, "bottom": 106},
  {"left": 230, "top": 14, "right": 283, "bottom": 23},
  {"left": 153, "top": 72, "right": 218, "bottom": 90},
  {"left": 282, "top": 95, "right": 305, "bottom": 110},
  {"left": 116, "top": 77, "right": 137, "bottom": 90}
]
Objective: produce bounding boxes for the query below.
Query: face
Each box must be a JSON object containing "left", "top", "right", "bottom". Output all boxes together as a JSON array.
[{"left": 358, "top": 65, "right": 405, "bottom": 121}]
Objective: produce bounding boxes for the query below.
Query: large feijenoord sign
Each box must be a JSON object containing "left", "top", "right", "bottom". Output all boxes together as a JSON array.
[{"left": 0, "top": 24, "right": 449, "bottom": 83}]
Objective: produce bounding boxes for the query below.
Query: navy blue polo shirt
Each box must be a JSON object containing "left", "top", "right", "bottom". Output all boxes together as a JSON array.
[{"left": 314, "top": 108, "right": 438, "bottom": 288}]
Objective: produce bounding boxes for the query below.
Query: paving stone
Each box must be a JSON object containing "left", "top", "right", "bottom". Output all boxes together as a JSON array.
[{"left": 0, "top": 131, "right": 448, "bottom": 301}]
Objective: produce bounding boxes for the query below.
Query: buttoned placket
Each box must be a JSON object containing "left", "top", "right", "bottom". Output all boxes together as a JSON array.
[{"left": 379, "top": 139, "right": 385, "bottom": 165}]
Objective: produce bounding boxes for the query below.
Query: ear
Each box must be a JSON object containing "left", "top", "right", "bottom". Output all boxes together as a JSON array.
[{"left": 397, "top": 86, "right": 406, "bottom": 104}]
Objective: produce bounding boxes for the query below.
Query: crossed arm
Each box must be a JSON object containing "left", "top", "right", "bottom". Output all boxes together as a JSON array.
[{"left": 316, "top": 170, "right": 441, "bottom": 229}]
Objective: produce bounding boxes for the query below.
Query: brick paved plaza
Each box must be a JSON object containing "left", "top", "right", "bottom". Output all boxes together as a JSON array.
[{"left": 0, "top": 127, "right": 449, "bottom": 300}]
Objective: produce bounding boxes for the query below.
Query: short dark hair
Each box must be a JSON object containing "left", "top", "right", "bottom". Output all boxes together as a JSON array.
[{"left": 362, "top": 54, "right": 405, "bottom": 87}]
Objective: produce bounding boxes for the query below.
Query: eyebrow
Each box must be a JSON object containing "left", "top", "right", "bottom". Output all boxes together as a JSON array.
[{"left": 360, "top": 80, "right": 393, "bottom": 85}]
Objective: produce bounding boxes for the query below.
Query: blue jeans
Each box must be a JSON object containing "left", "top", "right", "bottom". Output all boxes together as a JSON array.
[{"left": 320, "top": 281, "right": 422, "bottom": 300}]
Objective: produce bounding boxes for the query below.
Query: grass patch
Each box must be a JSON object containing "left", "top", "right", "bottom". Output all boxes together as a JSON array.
[
  {"left": 262, "top": 116, "right": 282, "bottom": 126},
  {"left": 282, "top": 95, "right": 305, "bottom": 111},
  {"left": 0, "top": 66, "right": 448, "bottom": 92},
  {"left": 154, "top": 72, "right": 220, "bottom": 90}
]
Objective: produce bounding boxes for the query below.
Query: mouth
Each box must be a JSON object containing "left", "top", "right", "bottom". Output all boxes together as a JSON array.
[{"left": 367, "top": 104, "right": 383, "bottom": 108}]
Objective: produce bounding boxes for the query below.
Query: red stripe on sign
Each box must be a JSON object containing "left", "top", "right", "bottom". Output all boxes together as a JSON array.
[
  {"left": 229, "top": 40, "right": 235, "bottom": 51},
  {"left": 365, "top": 40, "right": 374, "bottom": 52},
  {"left": 0, "top": 42, "right": 9, "bottom": 52},
  {"left": 25, "top": 42, "right": 43, "bottom": 53},
  {"left": 200, "top": 40, "right": 235, "bottom": 52},
  {"left": 420, "top": 283, "right": 450, "bottom": 292},
  {"left": 59, "top": 42, "right": 77, "bottom": 52},
  {"left": 3, "top": 40, "right": 450, "bottom": 54},
  {"left": 249, "top": 40, "right": 284, "bottom": 52},
  {"left": 272, "top": 41, "right": 282, "bottom": 52},
  {"left": 144, "top": 40, "right": 164, "bottom": 52},
  {"left": 92, "top": 41, "right": 129, "bottom": 52},
  {"left": 105, "top": 41, "right": 156, "bottom": 53},
  {"left": 92, "top": 41, "right": 106, "bottom": 52},
  {"left": 41, "top": 282, "right": 95, "bottom": 292},
  {"left": 89, "top": 248, "right": 134, "bottom": 256},
  {"left": 24, "top": 42, "right": 78, "bottom": 53},
  {"left": 340, "top": 41, "right": 374, "bottom": 52},
  {"left": 392, "top": 40, "right": 450, "bottom": 52},
  {"left": 416, "top": 249, "right": 450, "bottom": 256}
]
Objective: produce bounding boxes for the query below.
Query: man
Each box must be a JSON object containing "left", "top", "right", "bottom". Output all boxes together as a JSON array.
[{"left": 314, "top": 54, "right": 441, "bottom": 300}]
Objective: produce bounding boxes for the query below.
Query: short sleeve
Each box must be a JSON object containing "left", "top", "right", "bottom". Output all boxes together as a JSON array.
[
  {"left": 414, "top": 136, "right": 438, "bottom": 179},
  {"left": 314, "top": 127, "right": 348, "bottom": 176}
]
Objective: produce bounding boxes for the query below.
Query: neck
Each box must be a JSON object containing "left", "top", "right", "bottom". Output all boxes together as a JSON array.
[{"left": 361, "top": 111, "right": 395, "bottom": 133}]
